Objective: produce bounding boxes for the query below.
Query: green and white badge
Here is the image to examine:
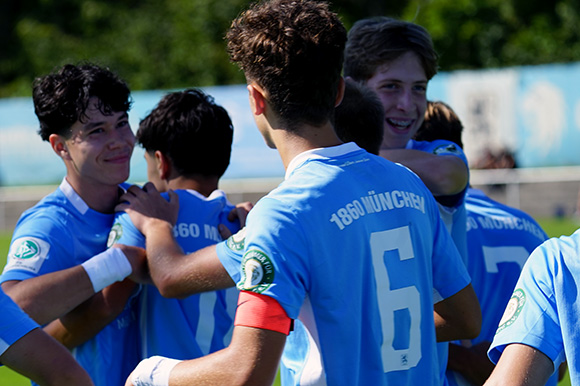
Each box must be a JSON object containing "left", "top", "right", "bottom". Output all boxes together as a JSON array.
[{"left": 238, "top": 249, "right": 275, "bottom": 293}]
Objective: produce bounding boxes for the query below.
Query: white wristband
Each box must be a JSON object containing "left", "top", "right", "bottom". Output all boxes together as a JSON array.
[
  {"left": 81, "top": 248, "right": 132, "bottom": 293},
  {"left": 131, "top": 356, "right": 182, "bottom": 386}
]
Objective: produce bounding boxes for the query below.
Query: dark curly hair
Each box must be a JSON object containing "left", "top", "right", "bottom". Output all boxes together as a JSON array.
[
  {"left": 415, "top": 101, "right": 464, "bottom": 149},
  {"left": 344, "top": 17, "right": 438, "bottom": 83},
  {"left": 334, "top": 80, "right": 384, "bottom": 155},
  {"left": 226, "top": 0, "right": 347, "bottom": 131},
  {"left": 32, "top": 63, "right": 132, "bottom": 141},
  {"left": 137, "top": 89, "right": 233, "bottom": 178}
]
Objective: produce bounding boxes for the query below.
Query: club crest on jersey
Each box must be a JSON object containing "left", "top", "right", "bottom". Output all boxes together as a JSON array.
[
  {"left": 433, "top": 143, "right": 460, "bottom": 155},
  {"left": 6, "top": 237, "right": 50, "bottom": 274},
  {"left": 496, "top": 288, "right": 526, "bottom": 333},
  {"left": 14, "top": 239, "right": 39, "bottom": 259},
  {"left": 226, "top": 227, "right": 247, "bottom": 252},
  {"left": 107, "top": 223, "right": 123, "bottom": 248},
  {"left": 238, "top": 249, "right": 274, "bottom": 293}
]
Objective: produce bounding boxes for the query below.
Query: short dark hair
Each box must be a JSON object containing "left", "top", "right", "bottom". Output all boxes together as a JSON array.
[
  {"left": 344, "top": 17, "right": 438, "bottom": 82},
  {"left": 226, "top": 0, "right": 347, "bottom": 131},
  {"left": 137, "top": 88, "right": 233, "bottom": 178},
  {"left": 415, "top": 101, "right": 464, "bottom": 149},
  {"left": 334, "top": 80, "right": 384, "bottom": 155},
  {"left": 32, "top": 63, "right": 132, "bottom": 141}
]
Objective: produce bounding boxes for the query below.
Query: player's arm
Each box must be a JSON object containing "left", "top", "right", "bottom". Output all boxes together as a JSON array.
[
  {"left": 116, "top": 183, "right": 235, "bottom": 298},
  {"left": 379, "top": 148, "right": 468, "bottom": 196},
  {"left": 115, "top": 240, "right": 233, "bottom": 298},
  {"left": 126, "top": 326, "right": 285, "bottom": 386},
  {"left": 483, "top": 343, "right": 553, "bottom": 386},
  {"left": 126, "top": 292, "right": 290, "bottom": 386},
  {"left": 447, "top": 341, "right": 495, "bottom": 385},
  {"left": 2, "top": 247, "right": 146, "bottom": 325},
  {"left": 0, "top": 328, "right": 94, "bottom": 386},
  {"left": 434, "top": 283, "right": 481, "bottom": 342},
  {"left": 43, "top": 278, "right": 137, "bottom": 349}
]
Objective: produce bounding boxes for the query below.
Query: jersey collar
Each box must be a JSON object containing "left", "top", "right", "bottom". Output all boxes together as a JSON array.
[
  {"left": 59, "top": 177, "right": 90, "bottom": 215},
  {"left": 285, "top": 142, "right": 361, "bottom": 180}
]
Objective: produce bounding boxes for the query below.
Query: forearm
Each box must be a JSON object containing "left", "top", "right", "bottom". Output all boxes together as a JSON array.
[
  {"left": 1, "top": 266, "right": 94, "bottom": 325},
  {"left": 434, "top": 284, "right": 481, "bottom": 342},
  {"left": 44, "top": 279, "right": 137, "bottom": 349},
  {"left": 143, "top": 220, "right": 234, "bottom": 298},
  {"left": 380, "top": 149, "right": 468, "bottom": 196},
  {"left": 3, "top": 248, "right": 133, "bottom": 325},
  {"left": 150, "top": 245, "right": 236, "bottom": 298},
  {"left": 0, "top": 328, "right": 94, "bottom": 386},
  {"left": 484, "top": 344, "right": 553, "bottom": 386},
  {"left": 127, "top": 326, "right": 285, "bottom": 386},
  {"left": 447, "top": 341, "right": 494, "bottom": 386},
  {"left": 44, "top": 318, "right": 99, "bottom": 350}
]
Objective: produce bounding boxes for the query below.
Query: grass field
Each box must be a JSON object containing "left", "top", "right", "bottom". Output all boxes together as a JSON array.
[{"left": 0, "top": 217, "right": 577, "bottom": 385}]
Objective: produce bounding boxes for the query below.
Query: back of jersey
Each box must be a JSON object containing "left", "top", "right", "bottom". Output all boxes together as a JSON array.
[
  {"left": 464, "top": 188, "right": 547, "bottom": 344},
  {"left": 447, "top": 188, "right": 551, "bottom": 386},
  {"left": 238, "top": 146, "right": 470, "bottom": 385}
]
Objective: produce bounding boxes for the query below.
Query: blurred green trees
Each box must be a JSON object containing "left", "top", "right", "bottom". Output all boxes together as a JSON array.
[{"left": 1, "top": 0, "right": 579, "bottom": 97}]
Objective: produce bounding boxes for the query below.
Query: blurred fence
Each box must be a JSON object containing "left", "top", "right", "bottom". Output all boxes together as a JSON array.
[{"left": 1, "top": 168, "right": 580, "bottom": 232}]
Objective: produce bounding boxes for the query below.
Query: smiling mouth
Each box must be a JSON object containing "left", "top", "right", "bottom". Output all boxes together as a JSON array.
[
  {"left": 106, "top": 154, "right": 132, "bottom": 163},
  {"left": 387, "top": 118, "right": 413, "bottom": 131}
]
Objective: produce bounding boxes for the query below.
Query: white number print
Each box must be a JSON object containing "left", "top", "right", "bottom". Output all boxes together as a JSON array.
[
  {"left": 196, "top": 292, "right": 217, "bottom": 356},
  {"left": 482, "top": 245, "right": 529, "bottom": 273},
  {"left": 370, "top": 227, "right": 421, "bottom": 372}
]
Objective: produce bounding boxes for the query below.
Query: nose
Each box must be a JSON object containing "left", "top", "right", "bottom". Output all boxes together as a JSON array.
[
  {"left": 108, "top": 126, "right": 135, "bottom": 150},
  {"left": 396, "top": 89, "right": 413, "bottom": 112}
]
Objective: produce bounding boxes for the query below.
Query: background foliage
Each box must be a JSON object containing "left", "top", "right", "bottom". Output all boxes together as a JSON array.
[{"left": 2, "top": 0, "right": 580, "bottom": 98}]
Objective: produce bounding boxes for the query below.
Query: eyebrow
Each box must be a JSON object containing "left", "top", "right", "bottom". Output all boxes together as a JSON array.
[{"left": 82, "top": 112, "right": 128, "bottom": 131}]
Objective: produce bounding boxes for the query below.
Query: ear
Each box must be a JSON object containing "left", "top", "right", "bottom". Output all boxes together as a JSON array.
[
  {"left": 334, "top": 76, "right": 345, "bottom": 107},
  {"left": 247, "top": 83, "right": 267, "bottom": 116},
  {"left": 49, "top": 134, "right": 71, "bottom": 160},
  {"left": 155, "top": 150, "right": 172, "bottom": 180}
]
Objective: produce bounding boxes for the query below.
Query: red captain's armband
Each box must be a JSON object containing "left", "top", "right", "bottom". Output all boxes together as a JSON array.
[{"left": 234, "top": 291, "right": 293, "bottom": 335}]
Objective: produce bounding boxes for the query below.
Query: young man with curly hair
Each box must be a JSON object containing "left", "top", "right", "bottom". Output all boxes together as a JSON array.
[
  {"left": 120, "top": 1, "right": 480, "bottom": 385},
  {"left": 1, "top": 63, "right": 146, "bottom": 386}
]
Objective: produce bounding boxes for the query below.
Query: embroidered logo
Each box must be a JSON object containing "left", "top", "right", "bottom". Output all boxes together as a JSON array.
[
  {"left": 226, "top": 227, "right": 247, "bottom": 251},
  {"left": 107, "top": 223, "right": 123, "bottom": 248},
  {"left": 14, "top": 240, "right": 40, "bottom": 259},
  {"left": 238, "top": 249, "right": 275, "bottom": 294},
  {"left": 6, "top": 237, "right": 50, "bottom": 274},
  {"left": 496, "top": 288, "right": 526, "bottom": 333}
]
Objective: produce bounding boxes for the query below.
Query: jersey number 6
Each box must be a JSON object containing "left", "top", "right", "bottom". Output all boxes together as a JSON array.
[{"left": 371, "top": 226, "right": 421, "bottom": 372}]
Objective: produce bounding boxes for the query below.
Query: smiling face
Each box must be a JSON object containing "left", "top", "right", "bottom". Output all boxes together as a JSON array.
[
  {"left": 364, "top": 51, "right": 428, "bottom": 150},
  {"left": 57, "top": 97, "right": 135, "bottom": 189}
]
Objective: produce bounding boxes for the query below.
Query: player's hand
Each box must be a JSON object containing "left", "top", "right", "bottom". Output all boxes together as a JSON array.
[
  {"left": 126, "top": 356, "right": 181, "bottom": 386},
  {"left": 219, "top": 201, "right": 253, "bottom": 239},
  {"left": 124, "top": 373, "right": 135, "bottom": 386},
  {"left": 113, "top": 244, "right": 151, "bottom": 284},
  {"left": 116, "top": 182, "right": 179, "bottom": 235},
  {"left": 125, "top": 373, "right": 135, "bottom": 386},
  {"left": 228, "top": 201, "right": 254, "bottom": 227}
]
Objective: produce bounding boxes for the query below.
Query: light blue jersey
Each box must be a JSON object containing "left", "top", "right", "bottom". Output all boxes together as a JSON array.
[
  {"left": 408, "top": 139, "right": 469, "bottom": 385},
  {"left": 489, "top": 229, "right": 580, "bottom": 385},
  {"left": 109, "top": 189, "right": 240, "bottom": 360},
  {"left": 0, "top": 179, "right": 139, "bottom": 386},
  {"left": 0, "top": 288, "right": 39, "bottom": 356},
  {"left": 447, "top": 188, "right": 555, "bottom": 386},
  {"left": 217, "top": 143, "right": 471, "bottom": 386}
]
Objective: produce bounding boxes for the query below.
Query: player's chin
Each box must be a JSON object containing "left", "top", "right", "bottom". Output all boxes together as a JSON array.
[{"left": 107, "top": 168, "right": 131, "bottom": 185}]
